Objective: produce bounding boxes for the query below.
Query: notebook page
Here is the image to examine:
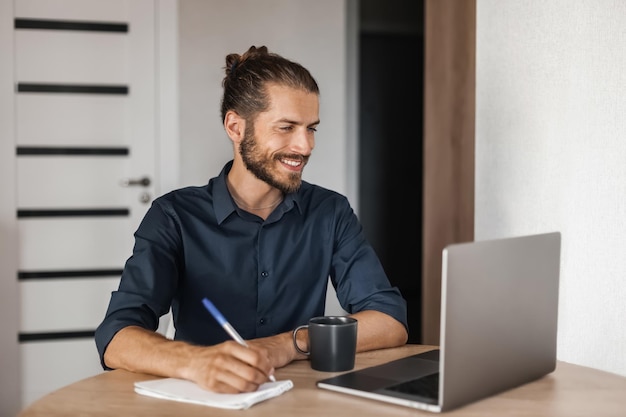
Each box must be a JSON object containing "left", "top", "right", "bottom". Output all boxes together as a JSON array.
[{"left": 134, "top": 378, "right": 293, "bottom": 409}]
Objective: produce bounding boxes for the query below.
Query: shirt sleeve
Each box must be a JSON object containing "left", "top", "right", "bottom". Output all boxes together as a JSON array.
[
  {"left": 329, "top": 196, "right": 408, "bottom": 331},
  {"left": 94, "top": 199, "right": 181, "bottom": 370}
]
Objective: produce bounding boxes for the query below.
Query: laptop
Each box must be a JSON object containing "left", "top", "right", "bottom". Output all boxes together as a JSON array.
[{"left": 317, "top": 232, "right": 561, "bottom": 412}]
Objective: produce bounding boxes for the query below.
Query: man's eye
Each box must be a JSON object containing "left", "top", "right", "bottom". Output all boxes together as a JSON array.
[
  {"left": 280, "top": 126, "right": 293, "bottom": 131},
  {"left": 308, "top": 127, "right": 318, "bottom": 133}
]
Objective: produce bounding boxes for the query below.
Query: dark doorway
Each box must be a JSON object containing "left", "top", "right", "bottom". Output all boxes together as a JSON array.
[{"left": 358, "top": 0, "right": 424, "bottom": 343}]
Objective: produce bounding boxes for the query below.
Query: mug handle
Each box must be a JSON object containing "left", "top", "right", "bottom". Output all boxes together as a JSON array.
[{"left": 292, "top": 325, "right": 310, "bottom": 355}]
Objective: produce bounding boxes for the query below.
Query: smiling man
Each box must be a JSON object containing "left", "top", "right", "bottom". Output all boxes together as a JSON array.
[{"left": 95, "top": 46, "right": 408, "bottom": 394}]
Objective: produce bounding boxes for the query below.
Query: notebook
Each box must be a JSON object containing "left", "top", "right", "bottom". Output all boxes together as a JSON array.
[
  {"left": 135, "top": 377, "right": 293, "bottom": 409},
  {"left": 317, "top": 232, "right": 561, "bottom": 412}
]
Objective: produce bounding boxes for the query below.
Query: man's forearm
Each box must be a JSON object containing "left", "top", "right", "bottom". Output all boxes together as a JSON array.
[
  {"left": 103, "top": 313, "right": 407, "bottom": 383},
  {"left": 350, "top": 310, "right": 408, "bottom": 352},
  {"left": 103, "top": 325, "right": 201, "bottom": 380}
]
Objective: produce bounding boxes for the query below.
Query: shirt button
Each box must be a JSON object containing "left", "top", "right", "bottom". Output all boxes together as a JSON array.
[
  {"left": 261, "top": 271, "right": 269, "bottom": 278},
  {"left": 259, "top": 318, "right": 266, "bottom": 325}
]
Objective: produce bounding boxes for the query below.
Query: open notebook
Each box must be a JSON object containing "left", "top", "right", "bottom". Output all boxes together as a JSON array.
[
  {"left": 317, "top": 232, "right": 561, "bottom": 412},
  {"left": 135, "top": 377, "right": 293, "bottom": 409}
]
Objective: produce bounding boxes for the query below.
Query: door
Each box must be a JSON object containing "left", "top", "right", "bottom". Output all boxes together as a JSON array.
[{"left": 13, "top": 0, "right": 158, "bottom": 407}]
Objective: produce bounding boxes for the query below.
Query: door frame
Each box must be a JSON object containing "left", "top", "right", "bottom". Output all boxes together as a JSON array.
[
  {"left": 0, "top": 0, "right": 179, "bottom": 414},
  {"left": 422, "top": 0, "right": 476, "bottom": 344},
  {"left": 0, "top": 0, "right": 20, "bottom": 414}
]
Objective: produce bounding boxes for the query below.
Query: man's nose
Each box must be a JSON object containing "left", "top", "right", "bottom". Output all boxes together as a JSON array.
[{"left": 291, "top": 128, "right": 314, "bottom": 154}]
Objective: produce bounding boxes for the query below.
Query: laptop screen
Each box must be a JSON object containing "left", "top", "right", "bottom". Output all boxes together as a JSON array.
[{"left": 317, "top": 232, "right": 561, "bottom": 413}]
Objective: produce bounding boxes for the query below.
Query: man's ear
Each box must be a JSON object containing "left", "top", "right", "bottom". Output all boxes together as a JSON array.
[{"left": 224, "top": 110, "right": 245, "bottom": 143}]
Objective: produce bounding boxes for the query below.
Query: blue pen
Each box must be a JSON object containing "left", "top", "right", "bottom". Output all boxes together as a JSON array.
[{"left": 202, "top": 297, "right": 276, "bottom": 382}]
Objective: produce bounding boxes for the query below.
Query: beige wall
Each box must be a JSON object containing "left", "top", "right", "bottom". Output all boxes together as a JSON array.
[{"left": 476, "top": 0, "right": 626, "bottom": 377}]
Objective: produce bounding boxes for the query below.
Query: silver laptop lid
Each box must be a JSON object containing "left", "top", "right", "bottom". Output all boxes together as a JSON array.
[{"left": 439, "top": 232, "right": 561, "bottom": 411}]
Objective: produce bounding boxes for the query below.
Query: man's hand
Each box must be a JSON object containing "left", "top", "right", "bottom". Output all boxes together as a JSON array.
[
  {"left": 247, "top": 331, "right": 309, "bottom": 369},
  {"left": 185, "top": 341, "right": 275, "bottom": 393},
  {"left": 189, "top": 331, "right": 310, "bottom": 392},
  {"left": 104, "top": 326, "right": 276, "bottom": 394}
]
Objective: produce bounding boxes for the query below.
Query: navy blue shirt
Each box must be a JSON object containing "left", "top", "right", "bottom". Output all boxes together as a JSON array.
[{"left": 95, "top": 161, "right": 407, "bottom": 368}]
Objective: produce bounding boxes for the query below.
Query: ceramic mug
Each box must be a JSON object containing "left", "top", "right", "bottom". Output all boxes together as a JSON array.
[{"left": 292, "top": 316, "right": 358, "bottom": 372}]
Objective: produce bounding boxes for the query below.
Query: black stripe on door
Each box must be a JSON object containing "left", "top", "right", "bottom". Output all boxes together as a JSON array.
[
  {"left": 16, "top": 147, "right": 129, "bottom": 156},
  {"left": 17, "top": 208, "right": 130, "bottom": 218},
  {"left": 15, "top": 18, "right": 128, "bottom": 33},
  {"left": 18, "top": 269, "right": 123, "bottom": 280},
  {"left": 17, "top": 83, "right": 129, "bottom": 95},
  {"left": 19, "top": 330, "right": 96, "bottom": 343}
]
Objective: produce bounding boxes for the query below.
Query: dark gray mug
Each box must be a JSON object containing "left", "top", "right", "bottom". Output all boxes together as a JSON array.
[{"left": 292, "top": 316, "right": 358, "bottom": 372}]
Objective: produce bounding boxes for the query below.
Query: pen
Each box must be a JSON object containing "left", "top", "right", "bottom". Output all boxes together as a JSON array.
[{"left": 202, "top": 297, "right": 276, "bottom": 382}]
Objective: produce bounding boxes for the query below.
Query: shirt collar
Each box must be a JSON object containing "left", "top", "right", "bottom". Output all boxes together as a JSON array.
[
  {"left": 214, "top": 161, "right": 236, "bottom": 224},
  {"left": 214, "top": 160, "right": 303, "bottom": 224}
]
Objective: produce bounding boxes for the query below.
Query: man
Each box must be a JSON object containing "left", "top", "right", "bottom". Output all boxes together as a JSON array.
[{"left": 95, "top": 46, "right": 408, "bottom": 394}]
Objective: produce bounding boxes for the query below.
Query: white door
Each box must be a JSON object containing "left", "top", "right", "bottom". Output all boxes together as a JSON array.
[{"left": 13, "top": 0, "right": 158, "bottom": 407}]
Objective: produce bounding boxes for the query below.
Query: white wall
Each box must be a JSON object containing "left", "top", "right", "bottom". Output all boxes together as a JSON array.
[
  {"left": 178, "top": 0, "right": 354, "bottom": 316},
  {"left": 476, "top": 0, "right": 626, "bottom": 377}
]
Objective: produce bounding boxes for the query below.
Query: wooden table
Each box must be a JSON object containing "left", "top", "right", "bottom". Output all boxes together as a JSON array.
[{"left": 18, "top": 344, "right": 626, "bottom": 416}]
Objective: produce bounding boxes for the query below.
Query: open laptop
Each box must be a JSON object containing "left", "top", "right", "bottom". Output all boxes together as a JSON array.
[{"left": 317, "top": 232, "right": 561, "bottom": 412}]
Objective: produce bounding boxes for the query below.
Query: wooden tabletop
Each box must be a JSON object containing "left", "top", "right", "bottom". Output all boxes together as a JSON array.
[{"left": 18, "top": 344, "right": 626, "bottom": 417}]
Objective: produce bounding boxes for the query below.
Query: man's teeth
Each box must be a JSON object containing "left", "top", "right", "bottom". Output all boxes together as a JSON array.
[{"left": 282, "top": 159, "right": 300, "bottom": 167}]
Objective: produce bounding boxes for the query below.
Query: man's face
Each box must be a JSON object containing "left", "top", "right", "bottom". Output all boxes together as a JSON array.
[{"left": 239, "top": 83, "right": 320, "bottom": 194}]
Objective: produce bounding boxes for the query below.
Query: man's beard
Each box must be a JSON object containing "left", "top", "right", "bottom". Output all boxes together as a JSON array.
[{"left": 239, "top": 124, "right": 308, "bottom": 194}]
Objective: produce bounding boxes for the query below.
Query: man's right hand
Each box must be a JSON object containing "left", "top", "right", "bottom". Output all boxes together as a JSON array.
[
  {"left": 103, "top": 326, "right": 275, "bottom": 394},
  {"left": 184, "top": 340, "right": 275, "bottom": 393}
]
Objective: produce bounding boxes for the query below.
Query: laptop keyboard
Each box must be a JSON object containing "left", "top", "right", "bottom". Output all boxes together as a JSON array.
[{"left": 385, "top": 372, "right": 439, "bottom": 403}]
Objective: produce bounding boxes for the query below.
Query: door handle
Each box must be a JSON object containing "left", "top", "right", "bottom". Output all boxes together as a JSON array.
[{"left": 120, "top": 176, "right": 151, "bottom": 187}]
